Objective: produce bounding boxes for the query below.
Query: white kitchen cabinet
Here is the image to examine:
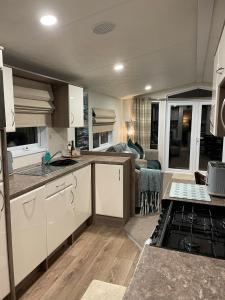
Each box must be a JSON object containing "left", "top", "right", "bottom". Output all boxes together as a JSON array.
[
  {"left": 210, "top": 22, "right": 225, "bottom": 136},
  {"left": 45, "top": 185, "right": 76, "bottom": 255},
  {"left": 73, "top": 165, "right": 92, "bottom": 229},
  {"left": 0, "top": 183, "right": 10, "bottom": 299},
  {"left": 53, "top": 84, "right": 84, "bottom": 128},
  {"left": 45, "top": 173, "right": 74, "bottom": 198},
  {"left": 0, "top": 142, "right": 2, "bottom": 182},
  {"left": 95, "top": 164, "right": 123, "bottom": 218},
  {"left": 217, "top": 28, "right": 225, "bottom": 85},
  {"left": 11, "top": 186, "right": 47, "bottom": 285},
  {"left": 69, "top": 85, "right": 84, "bottom": 127},
  {"left": 210, "top": 49, "right": 220, "bottom": 135},
  {"left": 3, "top": 67, "right": 15, "bottom": 132}
]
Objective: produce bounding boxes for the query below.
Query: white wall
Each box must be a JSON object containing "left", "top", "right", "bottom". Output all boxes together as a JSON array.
[{"left": 88, "top": 91, "right": 123, "bottom": 149}]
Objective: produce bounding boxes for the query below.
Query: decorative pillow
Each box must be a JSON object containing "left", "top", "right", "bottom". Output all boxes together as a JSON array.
[
  {"left": 147, "top": 160, "right": 161, "bottom": 170},
  {"left": 127, "top": 139, "right": 141, "bottom": 157},
  {"left": 135, "top": 142, "right": 144, "bottom": 159}
]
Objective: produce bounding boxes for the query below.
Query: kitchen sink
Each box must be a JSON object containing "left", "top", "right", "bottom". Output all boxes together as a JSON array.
[
  {"left": 15, "top": 159, "right": 78, "bottom": 176},
  {"left": 49, "top": 159, "right": 78, "bottom": 167}
]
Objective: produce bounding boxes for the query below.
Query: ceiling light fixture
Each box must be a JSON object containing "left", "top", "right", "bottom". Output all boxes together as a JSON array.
[
  {"left": 114, "top": 63, "right": 124, "bottom": 72},
  {"left": 93, "top": 22, "right": 116, "bottom": 35},
  {"left": 40, "top": 15, "right": 58, "bottom": 26},
  {"left": 145, "top": 85, "right": 152, "bottom": 91}
]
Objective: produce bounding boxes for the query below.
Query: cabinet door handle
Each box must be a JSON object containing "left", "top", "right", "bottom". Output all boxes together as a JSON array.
[
  {"left": 0, "top": 159, "right": 2, "bottom": 174},
  {"left": 119, "top": 169, "right": 121, "bottom": 181},
  {"left": 22, "top": 197, "right": 36, "bottom": 205},
  {"left": 71, "top": 112, "right": 75, "bottom": 125},
  {"left": 56, "top": 182, "right": 66, "bottom": 188},
  {"left": 22, "top": 197, "right": 36, "bottom": 219},
  {"left": 216, "top": 67, "right": 224, "bottom": 75},
  {"left": 220, "top": 99, "right": 225, "bottom": 130},
  {"left": 74, "top": 175, "right": 78, "bottom": 189},
  {"left": 70, "top": 190, "right": 75, "bottom": 205},
  {"left": 0, "top": 190, "right": 4, "bottom": 220},
  {"left": 11, "top": 109, "right": 15, "bottom": 127}
]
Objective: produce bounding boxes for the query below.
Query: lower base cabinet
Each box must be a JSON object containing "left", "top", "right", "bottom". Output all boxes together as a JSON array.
[
  {"left": 0, "top": 184, "right": 10, "bottom": 299},
  {"left": 45, "top": 185, "right": 76, "bottom": 255},
  {"left": 11, "top": 187, "right": 47, "bottom": 285},
  {"left": 9, "top": 165, "right": 93, "bottom": 287},
  {"left": 73, "top": 165, "right": 92, "bottom": 229},
  {"left": 95, "top": 164, "right": 124, "bottom": 218}
]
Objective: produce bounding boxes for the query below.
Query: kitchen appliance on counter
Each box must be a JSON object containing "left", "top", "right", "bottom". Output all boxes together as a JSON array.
[
  {"left": 207, "top": 161, "right": 225, "bottom": 197},
  {"left": 150, "top": 200, "right": 225, "bottom": 260}
]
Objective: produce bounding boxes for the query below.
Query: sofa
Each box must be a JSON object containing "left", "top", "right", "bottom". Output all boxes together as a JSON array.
[{"left": 106, "top": 142, "right": 160, "bottom": 169}]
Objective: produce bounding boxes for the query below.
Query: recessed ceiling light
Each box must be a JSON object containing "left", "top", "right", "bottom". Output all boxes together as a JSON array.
[
  {"left": 145, "top": 85, "right": 152, "bottom": 91},
  {"left": 40, "top": 15, "right": 57, "bottom": 26},
  {"left": 114, "top": 63, "right": 124, "bottom": 72}
]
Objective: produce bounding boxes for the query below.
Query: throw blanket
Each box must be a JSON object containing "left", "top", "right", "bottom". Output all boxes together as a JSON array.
[{"left": 139, "top": 169, "right": 162, "bottom": 215}]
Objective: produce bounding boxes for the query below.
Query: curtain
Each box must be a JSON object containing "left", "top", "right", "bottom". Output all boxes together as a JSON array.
[{"left": 133, "top": 96, "right": 152, "bottom": 149}]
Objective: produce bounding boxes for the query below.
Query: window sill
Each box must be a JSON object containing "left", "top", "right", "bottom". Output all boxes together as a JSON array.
[{"left": 9, "top": 147, "right": 47, "bottom": 158}]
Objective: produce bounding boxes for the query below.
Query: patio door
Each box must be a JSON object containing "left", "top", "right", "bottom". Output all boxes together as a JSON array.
[{"left": 165, "top": 100, "right": 224, "bottom": 172}]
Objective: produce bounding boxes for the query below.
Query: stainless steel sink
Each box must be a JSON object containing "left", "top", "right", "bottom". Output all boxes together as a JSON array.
[
  {"left": 15, "top": 164, "right": 65, "bottom": 176},
  {"left": 15, "top": 159, "right": 79, "bottom": 176},
  {"left": 49, "top": 159, "right": 78, "bottom": 167}
]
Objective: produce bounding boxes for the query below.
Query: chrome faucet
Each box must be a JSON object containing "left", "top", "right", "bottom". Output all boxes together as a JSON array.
[{"left": 43, "top": 151, "right": 63, "bottom": 166}]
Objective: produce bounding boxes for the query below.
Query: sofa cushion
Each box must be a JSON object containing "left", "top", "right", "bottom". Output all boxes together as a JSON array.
[
  {"left": 135, "top": 142, "right": 144, "bottom": 159},
  {"left": 129, "top": 147, "right": 140, "bottom": 159},
  {"left": 106, "top": 143, "right": 131, "bottom": 153},
  {"left": 147, "top": 160, "right": 161, "bottom": 170}
]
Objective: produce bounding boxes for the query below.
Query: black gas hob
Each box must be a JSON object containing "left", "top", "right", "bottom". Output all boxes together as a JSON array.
[{"left": 150, "top": 200, "right": 225, "bottom": 260}]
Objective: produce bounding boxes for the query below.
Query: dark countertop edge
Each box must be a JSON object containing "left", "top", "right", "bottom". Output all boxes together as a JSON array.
[
  {"left": 9, "top": 155, "right": 131, "bottom": 200},
  {"left": 162, "top": 196, "right": 225, "bottom": 206}
]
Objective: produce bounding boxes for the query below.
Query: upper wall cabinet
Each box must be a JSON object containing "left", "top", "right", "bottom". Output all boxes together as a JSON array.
[
  {"left": 53, "top": 84, "right": 84, "bottom": 128},
  {"left": 3, "top": 67, "right": 15, "bottom": 132},
  {"left": 210, "top": 26, "right": 225, "bottom": 137}
]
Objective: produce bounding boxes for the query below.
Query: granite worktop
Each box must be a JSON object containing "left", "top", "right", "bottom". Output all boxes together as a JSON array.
[
  {"left": 123, "top": 246, "right": 225, "bottom": 300},
  {"left": 9, "top": 154, "right": 131, "bottom": 199}
]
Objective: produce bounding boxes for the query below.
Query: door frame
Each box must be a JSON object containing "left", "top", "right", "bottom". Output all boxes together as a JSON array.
[
  {"left": 164, "top": 98, "right": 212, "bottom": 173},
  {"left": 193, "top": 100, "right": 212, "bottom": 171}
]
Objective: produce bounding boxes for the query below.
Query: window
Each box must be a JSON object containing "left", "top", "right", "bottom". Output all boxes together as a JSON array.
[
  {"left": 150, "top": 103, "right": 159, "bottom": 149},
  {"left": 7, "top": 127, "right": 48, "bottom": 157},
  {"left": 93, "top": 131, "right": 112, "bottom": 149}
]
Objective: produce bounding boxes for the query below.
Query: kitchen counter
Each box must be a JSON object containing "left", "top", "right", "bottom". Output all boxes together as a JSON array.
[
  {"left": 123, "top": 246, "right": 225, "bottom": 300},
  {"left": 9, "top": 155, "right": 131, "bottom": 199},
  {"left": 163, "top": 179, "right": 225, "bottom": 207}
]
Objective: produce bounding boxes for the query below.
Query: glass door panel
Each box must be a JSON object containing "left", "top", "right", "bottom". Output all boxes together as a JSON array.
[
  {"left": 199, "top": 105, "right": 223, "bottom": 170},
  {"left": 169, "top": 105, "right": 192, "bottom": 169}
]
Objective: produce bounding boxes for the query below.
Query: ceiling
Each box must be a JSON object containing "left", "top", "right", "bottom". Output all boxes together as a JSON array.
[{"left": 0, "top": 0, "right": 225, "bottom": 99}]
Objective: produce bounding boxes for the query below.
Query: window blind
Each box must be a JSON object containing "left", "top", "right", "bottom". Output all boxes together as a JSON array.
[
  {"left": 13, "top": 76, "right": 54, "bottom": 127},
  {"left": 92, "top": 108, "right": 116, "bottom": 133}
]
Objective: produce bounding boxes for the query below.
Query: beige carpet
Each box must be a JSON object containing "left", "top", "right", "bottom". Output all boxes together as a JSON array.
[
  {"left": 81, "top": 280, "right": 126, "bottom": 300},
  {"left": 124, "top": 214, "right": 159, "bottom": 248}
]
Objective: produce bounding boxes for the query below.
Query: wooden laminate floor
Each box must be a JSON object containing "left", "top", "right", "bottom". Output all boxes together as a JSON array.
[{"left": 20, "top": 225, "right": 140, "bottom": 300}]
